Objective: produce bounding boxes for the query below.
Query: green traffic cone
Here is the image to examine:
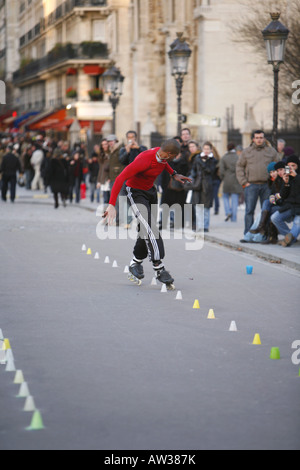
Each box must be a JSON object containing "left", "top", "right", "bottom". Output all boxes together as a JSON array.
[
  {"left": 270, "top": 347, "right": 281, "bottom": 360},
  {"left": 26, "top": 410, "right": 45, "bottom": 431}
]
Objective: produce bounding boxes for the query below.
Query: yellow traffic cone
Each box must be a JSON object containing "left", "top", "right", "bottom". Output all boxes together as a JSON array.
[
  {"left": 2, "top": 339, "right": 11, "bottom": 350},
  {"left": 252, "top": 334, "right": 261, "bottom": 345},
  {"left": 193, "top": 299, "right": 200, "bottom": 309},
  {"left": 86, "top": 248, "right": 92, "bottom": 255},
  {"left": 207, "top": 309, "right": 215, "bottom": 319}
]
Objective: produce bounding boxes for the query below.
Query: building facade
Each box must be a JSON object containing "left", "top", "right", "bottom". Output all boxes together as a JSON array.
[{"left": 7, "top": 0, "right": 288, "bottom": 151}]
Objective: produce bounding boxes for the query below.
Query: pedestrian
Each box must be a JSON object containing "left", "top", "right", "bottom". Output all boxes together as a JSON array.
[
  {"left": 159, "top": 151, "right": 189, "bottom": 230},
  {"left": 30, "top": 143, "right": 45, "bottom": 191},
  {"left": 97, "top": 139, "right": 110, "bottom": 204},
  {"left": 107, "top": 134, "right": 124, "bottom": 225},
  {"left": 236, "top": 130, "right": 280, "bottom": 235},
  {"left": 211, "top": 144, "right": 221, "bottom": 215},
  {"left": 103, "top": 139, "right": 192, "bottom": 287},
  {"left": 48, "top": 149, "right": 69, "bottom": 209},
  {"left": 271, "top": 155, "right": 300, "bottom": 246},
  {"left": 69, "top": 152, "right": 83, "bottom": 203},
  {"left": 119, "top": 130, "right": 147, "bottom": 228},
  {"left": 22, "top": 144, "right": 34, "bottom": 190},
  {"left": 219, "top": 143, "right": 243, "bottom": 222},
  {"left": 88, "top": 150, "right": 100, "bottom": 203},
  {"left": 180, "top": 128, "right": 192, "bottom": 162},
  {"left": 0, "top": 144, "right": 22, "bottom": 203},
  {"left": 188, "top": 141, "right": 218, "bottom": 232},
  {"left": 119, "top": 130, "right": 147, "bottom": 166}
]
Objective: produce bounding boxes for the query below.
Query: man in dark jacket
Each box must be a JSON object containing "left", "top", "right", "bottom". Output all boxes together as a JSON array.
[
  {"left": 0, "top": 144, "right": 22, "bottom": 202},
  {"left": 119, "top": 130, "right": 147, "bottom": 166},
  {"left": 271, "top": 155, "right": 300, "bottom": 246}
]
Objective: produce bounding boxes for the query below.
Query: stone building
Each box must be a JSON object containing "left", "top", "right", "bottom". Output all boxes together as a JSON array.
[{"left": 6, "top": 0, "right": 285, "bottom": 151}]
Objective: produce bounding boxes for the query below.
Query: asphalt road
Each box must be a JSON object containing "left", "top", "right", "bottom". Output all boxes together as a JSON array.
[{"left": 0, "top": 201, "right": 299, "bottom": 450}]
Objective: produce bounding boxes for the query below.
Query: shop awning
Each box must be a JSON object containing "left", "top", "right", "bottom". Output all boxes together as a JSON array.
[
  {"left": 13, "top": 111, "right": 40, "bottom": 128},
  {"left": 66, "top": 67, "right": 77, "bottom": 75},
  {"left": 79, "top": 120, "right": 105, "bottom": 133},
  {"left": 29, "top": 109, "right": 67, "bottom": 130},
  {"left": 50, "top": 119, "right": 74, "bottom": 131},
  {"left": 83, "top": 65, "right": 105, "bottom": 75}
]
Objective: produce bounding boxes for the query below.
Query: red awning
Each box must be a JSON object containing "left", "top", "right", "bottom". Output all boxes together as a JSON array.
[
  {"left": 83, "top": 65, "right": 105, "bottom": 75},
  {"left": 29, "top": 109, "right": 67, "bottom": 130},
  {"left": 50, "top": 119, "right": 74, "bottom": 131},
  {"left": 79, "top": 120, "right": 105, "bottom": 133}
]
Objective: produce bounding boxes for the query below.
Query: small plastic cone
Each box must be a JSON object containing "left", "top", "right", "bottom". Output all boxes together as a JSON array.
[
  {"left": 270, "top": 347, "right": 281, "bottom": 360},
  {"left": 24, "top": 396, "right": 36, "bottom": 412},
  {"left": 26, "top": 410, "right": 45, "bottom": 431},
  {"left": 94, "top": 252, "right": 99, "bottom": 259},
  {"left": 253, "top": 334, "right": 261, "bottom": 345},
  {"left": 2, "top": 338, "right": 11, "bottom": 350},
  {"left": 151, "top": 277, "right": 157, "bottom": 286},
  {"left": 86, "top": 248, "right": 92, "bottom": 255},
  {"left": 104, "top": 256, "right": 110, "bottom": 264},
  {"left": 229, "top": 321, "right": 237, "bottom": 332},
  {"left": 193, "top": 300, "right": 200, "bottom": 309},
  {"left": 124, "top": 265, "right": 129, "bottom": 273},
  {"left": 81, "top": 244, "right": 87, "bottom": 251},
  {"left": 5, "top": 357, "right": 16, "bottom": 372},
  {"left": 112, "top": 260, "right": 118, "bottom": 268},
  {"left": 17, "top": 382, "right": 30, "bottom": 398},
  {"left": 161, "top": 284, "right": 167, "bottom": 293},
  {"left": 207, "top": 309, "right": 215, "bottom": 319},
  {"left": 175, "top": 291, "right": 182, "bottom": 300},
  {"left": 14, "top": 370, "right": 25, "bottom": 384},
  {"left": 0, "top": 328, "right": 4, "bottom": 340}
]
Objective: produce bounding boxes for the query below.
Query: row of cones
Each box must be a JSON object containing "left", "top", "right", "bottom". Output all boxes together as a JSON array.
[
  {"left": 80, "top": 245, "right": 294, "bottom": 366},
  {"left": 0, "top": 329, "right": 45, "bottom": 431}
]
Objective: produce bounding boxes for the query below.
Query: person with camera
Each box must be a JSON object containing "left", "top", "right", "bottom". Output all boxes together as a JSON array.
[{"left": 271, "top": 155, "right": 300, "bottom": 247}]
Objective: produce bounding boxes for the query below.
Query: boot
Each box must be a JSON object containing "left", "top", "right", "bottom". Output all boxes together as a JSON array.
[
  {"left": 250, "top": 211, "right": 269, "bottom": 234},
  {"left": 261, "top": 222, "right": 278, "bottom": 244}
]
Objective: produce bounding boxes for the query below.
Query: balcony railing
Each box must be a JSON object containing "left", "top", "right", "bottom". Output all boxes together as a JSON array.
[
  {"left": 13, "top": 42, "right": 109, "bottom": 84},
  {"left": 20, "top": 0, "right": 108, "bottom": 49}
]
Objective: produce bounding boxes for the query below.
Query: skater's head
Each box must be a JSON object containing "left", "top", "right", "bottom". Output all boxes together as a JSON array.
[{"left": 158, "top": 139, "right": 181, "bottom": 161}]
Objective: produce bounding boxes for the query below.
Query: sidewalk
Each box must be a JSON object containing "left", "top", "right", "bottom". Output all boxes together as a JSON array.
[{"left": 11, "top": 186, "right": 300, "bottom": 272}]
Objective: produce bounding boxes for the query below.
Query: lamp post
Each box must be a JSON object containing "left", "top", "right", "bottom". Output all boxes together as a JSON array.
[
  {"left": 262, "top": 12, "right": 289, "bottom": 149},
  {"left": 168, "top": 33, "right": 192, "bottom": 136},
  {"left": 102, "top": 65, "right": 125, "bottom": 134}
]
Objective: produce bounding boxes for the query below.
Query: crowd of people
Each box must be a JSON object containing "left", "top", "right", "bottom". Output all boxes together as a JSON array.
[{"left": 0, "top": 128, "right": 299, "bottom": 247}]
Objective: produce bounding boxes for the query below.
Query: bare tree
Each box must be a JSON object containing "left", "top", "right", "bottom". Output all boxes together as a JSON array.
[{"left": 233, "top": 0, "right": 300, "bottom": 127}]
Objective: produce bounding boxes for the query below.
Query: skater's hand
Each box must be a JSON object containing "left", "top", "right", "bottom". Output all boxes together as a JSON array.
[
  {"left": 173, "top": 174, "right": 193, "bottom": 185},
  {"left": 103, "top": 204, "right": 116, "bottom": 225}
]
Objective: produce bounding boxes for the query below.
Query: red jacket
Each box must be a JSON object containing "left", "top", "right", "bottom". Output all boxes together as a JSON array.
[{"left": 109, "top": 147, "right": 174, "bottom": 206}]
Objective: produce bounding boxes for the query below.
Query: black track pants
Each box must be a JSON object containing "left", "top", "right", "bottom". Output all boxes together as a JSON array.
[{"left": 126, "top": 186, "right": 165, "bottom": 262}]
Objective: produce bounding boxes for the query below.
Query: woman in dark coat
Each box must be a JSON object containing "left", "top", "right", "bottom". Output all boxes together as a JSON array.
[
  {"left": 48, "top": 149, "right": 69, "bottom": 209},
  {"left": 189, "top": 141, "right": 217, "bottom": 232},
  {"left": 159, "top": 152, "right": 189, "bottom": 229}
]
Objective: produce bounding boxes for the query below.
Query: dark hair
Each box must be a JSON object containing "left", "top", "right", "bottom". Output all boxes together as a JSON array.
[
  {"left": 161, "top": 139, "right": 181, "bottom": 155},
  {"left": 126, "top": 130, "right": 137, "bottom": 138},
  {"left": 203, "top": 141, "right": 213, "bottom": 149},
  {"left": 173, "top": 136, "right": 183, "bottom": 144},
  {"left": 181, "top": 128, "right": 191, "bottom": 135},
  {"left": 252, "top": 130, "right": 265, "bottom": 138},
  {"left": 227, "top": 142, "right": 236, "bottom": 151}
]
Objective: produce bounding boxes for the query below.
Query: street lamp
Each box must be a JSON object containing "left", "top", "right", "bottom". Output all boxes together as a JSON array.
[
  {"left": 102, "top": 65, "right": 125, "bottom": 134},
  {"left": 262, "top": 12, "right": 289, "bottom": 148},
  {"left": 168, "top": 33, "right": 192, "bottom": 135}
]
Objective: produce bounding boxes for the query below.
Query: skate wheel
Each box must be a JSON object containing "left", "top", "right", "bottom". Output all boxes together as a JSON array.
[
  {"left": 128, "top": 274, "right": 142, "bottom": 286},
  {"left": 167, "top": 284, "right": 175, "bottom": 291}
]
